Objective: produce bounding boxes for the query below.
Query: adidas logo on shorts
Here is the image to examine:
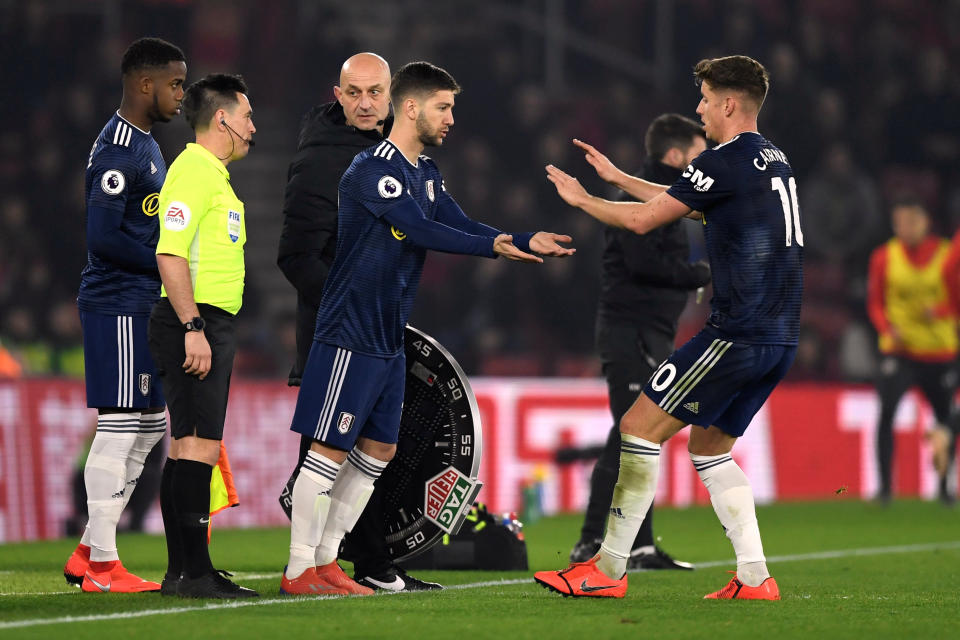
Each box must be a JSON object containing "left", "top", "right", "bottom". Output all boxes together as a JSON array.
[{"left": 683, "top": 401, "right": 700, "bottom": 414}]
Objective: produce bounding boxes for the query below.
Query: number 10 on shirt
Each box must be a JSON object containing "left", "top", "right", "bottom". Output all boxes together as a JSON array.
[{"left": 772, "top": 176, "right": 803, "bottom": 247}]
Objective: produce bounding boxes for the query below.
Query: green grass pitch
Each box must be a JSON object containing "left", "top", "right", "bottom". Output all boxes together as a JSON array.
[{"left": 1, "top": 499, "right": 958, "bottom": 639}]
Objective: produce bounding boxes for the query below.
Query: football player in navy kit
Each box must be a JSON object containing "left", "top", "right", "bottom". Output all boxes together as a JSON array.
[
  {"left": 536, "top": 55, "right": 802, "bottom": 601},
  {"left": 279, "top": 61, "right": 574, "bottom": 596},
  {"left": 64, "top": 37, "right": 186, "bottom": 593}
]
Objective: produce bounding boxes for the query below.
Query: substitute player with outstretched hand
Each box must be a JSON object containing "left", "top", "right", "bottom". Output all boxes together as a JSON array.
[
  {"left": 535, "top": 55, "right": 802, "bottom": 600},
  {"left": 280, "top": 61, "right": 574, "bottom": 596}
]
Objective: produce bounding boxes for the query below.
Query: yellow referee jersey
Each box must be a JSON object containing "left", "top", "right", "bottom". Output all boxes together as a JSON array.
[{"left": 156, "top": 143, "right": 246, "bottom": 314}]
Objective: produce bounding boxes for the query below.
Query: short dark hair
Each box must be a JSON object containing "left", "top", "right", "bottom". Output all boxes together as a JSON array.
[
  {"left": 645, "top": 113, "right": 705, "bottom": 162},
  {"left": 121, "top": 37, "right": 185, "bottom": 75},
  {"left": 390, "top": 61, "right": 461, "bottom": 104},
  {"left": 181, "top": 74, "right": 248, "bottom": 131},
  {"left": 890, "top": 193, "right": 928, "bottom": 214},
  {"left": 693, "top": 55, "right": 769, "bottom": 108}
]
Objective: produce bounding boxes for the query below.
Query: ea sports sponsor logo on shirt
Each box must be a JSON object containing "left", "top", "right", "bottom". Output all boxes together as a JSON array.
[
  {"left": 378, "top": 175, "right": 401, "bottom": 199},
  {"left": 164, "top": 201, "right": 191, "bottom": 231},
  {"left": 100, "top": 169, "right": 125, "bottom": 195},
  {"left": 425, "top": 179, "right": 435, "bottom": 202},
  {"left": 682, "top": 164, "right": 714, "bottom": 192},
  {"left": 424, "top": 467, "right": 476, "bottom": 533}
]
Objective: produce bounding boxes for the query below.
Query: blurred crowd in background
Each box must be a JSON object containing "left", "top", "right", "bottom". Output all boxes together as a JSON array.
[{"left": 1, "top": 0, "right": 959, "bottom": 381}]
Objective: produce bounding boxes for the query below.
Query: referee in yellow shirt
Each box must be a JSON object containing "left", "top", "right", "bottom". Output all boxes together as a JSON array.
[{"left": 148, "top": 73, "right": 257, "bottom": 599}]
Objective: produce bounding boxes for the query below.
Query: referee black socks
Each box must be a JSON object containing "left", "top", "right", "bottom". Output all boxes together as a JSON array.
[
  {"left": 160, "top": 458, "right": 183, "bottom": 579},
  {"left": 171, "top": 459, "right": 215, "bottom": 579}
]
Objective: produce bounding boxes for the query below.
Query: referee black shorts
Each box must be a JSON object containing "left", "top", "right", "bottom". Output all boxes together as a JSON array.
[{"left": 148, "top": 298, "right": 237, "bottom": 440}]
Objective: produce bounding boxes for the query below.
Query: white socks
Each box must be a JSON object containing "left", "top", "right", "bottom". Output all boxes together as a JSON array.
[
  {"left": 315, "top": 449, "right": 388, "bottom": 567},
  {"left": 596, "top": 434, "right": 660, "bottom": 579},
  {"left": 80, "top": 411, "right": 166, "bottom": 558},
  {"left": 286, "top": 451, "right": 340, "bottom": 579},
  {"left": 122, "top": 411, "right": 166, "bottom": 510},
  {"left": 692, "top": 452, "right": 769, "bottom": 587},
  {"left": 82, "top": 413, "right": 140, "bottom": 562}
]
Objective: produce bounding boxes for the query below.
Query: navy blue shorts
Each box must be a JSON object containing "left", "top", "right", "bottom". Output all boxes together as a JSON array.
[
  {"left": 643, "top": 327, "right": 796, "bottom": 437},
  {"left": 290, "top": 341, "right": 404, "bottom": 449},
  {"left": 80, "top": 310, "right": 164, "bottom": 409}
]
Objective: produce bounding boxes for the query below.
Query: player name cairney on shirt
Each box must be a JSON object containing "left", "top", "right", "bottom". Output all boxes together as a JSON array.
[{"left": 666, "top": 132, "right": 803, "bottom": 345}]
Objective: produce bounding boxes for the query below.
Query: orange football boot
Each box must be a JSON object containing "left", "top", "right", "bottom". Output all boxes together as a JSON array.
[
  {"left": 704, "top": 573, "right": 780, "bottom": 600},
  {"left": 81, "top": 560, "right": 161, "bottom": 593},
  {"left": 64, "top": 543, "right": 91, "bottom": 585},
  {"left": 313, "top": 561, "right": 374, "bottom": 596},
  {"left": 280, "top": 566, "right": 350, "bottom": 596},
  {"left": 534, "top": 556, "right": 627, "bottom": 598}
]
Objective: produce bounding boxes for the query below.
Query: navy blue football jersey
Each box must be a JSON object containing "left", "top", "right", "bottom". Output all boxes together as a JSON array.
[
  {"left": 666, "top": 132, "right": 803, "bottom": 344},
  {"left": 78, "top": 112, "right": 167, "bottom": 315},
  {"left": 314, "top": 139, "right": 455, "bottom": 357}
]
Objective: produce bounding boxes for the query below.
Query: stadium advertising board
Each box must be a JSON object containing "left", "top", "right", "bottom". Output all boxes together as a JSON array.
[{"left": 0, "top": 379, "right": 952, "bottom": 541}]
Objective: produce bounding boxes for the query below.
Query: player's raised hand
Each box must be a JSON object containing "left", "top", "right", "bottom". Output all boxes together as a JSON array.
[
  {"left": 546, "top": 164, "right": 592, "bottom": 209},
  {"left": 529, "top": 231, "right": 576, "bottom": 257},
  {"left": 183, "top": 331, "right": 212, "bottom": 380},
  {"left": 493, "top": 234, "right": 543, "bottom": 263},
  {"left": 573, "top": 139, "right": 623, "bottom": 184}
]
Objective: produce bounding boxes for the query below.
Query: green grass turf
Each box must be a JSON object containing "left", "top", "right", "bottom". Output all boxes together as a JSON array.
[{"left": 1, "top": 499, "right": 959, "bottom": 639}]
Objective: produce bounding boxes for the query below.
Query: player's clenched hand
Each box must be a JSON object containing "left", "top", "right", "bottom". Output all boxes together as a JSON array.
[
  {"left": 545, "top": 165, "right": 591, "bottom": 209},
  {"left": 183, "top": 331, "right": 212, "bottom": 380},
  {"left": 529, "top": 231, "right": 576, "bottom": 257},
  {"left": 573, "top": 139, "right": 622, "bottom": 184},
  {"left": 493, "top": 234, "right": 543, "bottom": 263}
]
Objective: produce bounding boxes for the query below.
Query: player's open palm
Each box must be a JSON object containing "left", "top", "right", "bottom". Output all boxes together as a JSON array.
[
  {"left": 545, "top": 164, "right": 592, "bottom": 209},
  {"left": 573, "top": 138, "right": 622, "bottom": 184},
  {"left": 183, "top": 331, "right": 212, "bottom": 379},
  {"left": 529, "top": 231, "right": 576, "bottom": 257},
  {"left": 493, "top": 234, "right": 543, "bottom": 263}
]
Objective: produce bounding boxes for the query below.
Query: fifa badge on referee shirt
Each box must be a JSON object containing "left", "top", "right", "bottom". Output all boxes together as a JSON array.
[
  {"left": 337, "top": 412, "right": 355, "bottom": 434},
  {"left": 228, "top": 210, "right": 241, "bottom": 243}
]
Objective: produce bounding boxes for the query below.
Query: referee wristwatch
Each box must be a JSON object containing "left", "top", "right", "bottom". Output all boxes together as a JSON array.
[{"left": 183, "top": 316, "right": 205, "bottom": 332}]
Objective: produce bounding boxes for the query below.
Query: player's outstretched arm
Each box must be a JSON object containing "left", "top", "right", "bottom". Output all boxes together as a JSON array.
[
  {"left": 546, "top": 164, "right": 691, "bottom": 234},
  {"left": 435, "top": 196, "right": 574, "bottom": 257},
  {"left": 493, "top": 234, "right": 543, "bottom": 263},
  {"left": 573, "top": 139, "right": 670, "bottom": 203},
  {"left": 382, "top": 198, "right": 498, "bottom": 258},
  {"left": 528, "top": 231, "right": 575, "bottom": 257}
]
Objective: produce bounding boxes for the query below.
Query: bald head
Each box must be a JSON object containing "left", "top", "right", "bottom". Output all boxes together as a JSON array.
[{"left": 335, "top": 53, "right": 391, "bottom": 131}]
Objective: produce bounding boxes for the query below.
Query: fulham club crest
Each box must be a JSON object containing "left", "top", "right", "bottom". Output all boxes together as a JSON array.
[
  {"left": 425, "top": 180, "right": 435, "bottom": 202},
  {"left": 337, "top": 412, "right": 356, "bottom": 434}
]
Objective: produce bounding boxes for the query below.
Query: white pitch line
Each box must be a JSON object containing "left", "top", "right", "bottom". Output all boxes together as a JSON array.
[
  {"left": 2, "top": 540, "right": 958, "bottom": 630},
  {"left": 0, "top": 590, "right": 78, "bottom": 597},
  {"left": 690, "top": 540, "right": 960, "bottom": 570}
]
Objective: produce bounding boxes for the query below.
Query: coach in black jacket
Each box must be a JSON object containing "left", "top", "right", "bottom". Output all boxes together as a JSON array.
[
  {"left": 568, "top": 114, "right": 711, "bottom": 570},
  {"left": 277, "top": 54, "right": 441, "bottom": 592}
]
